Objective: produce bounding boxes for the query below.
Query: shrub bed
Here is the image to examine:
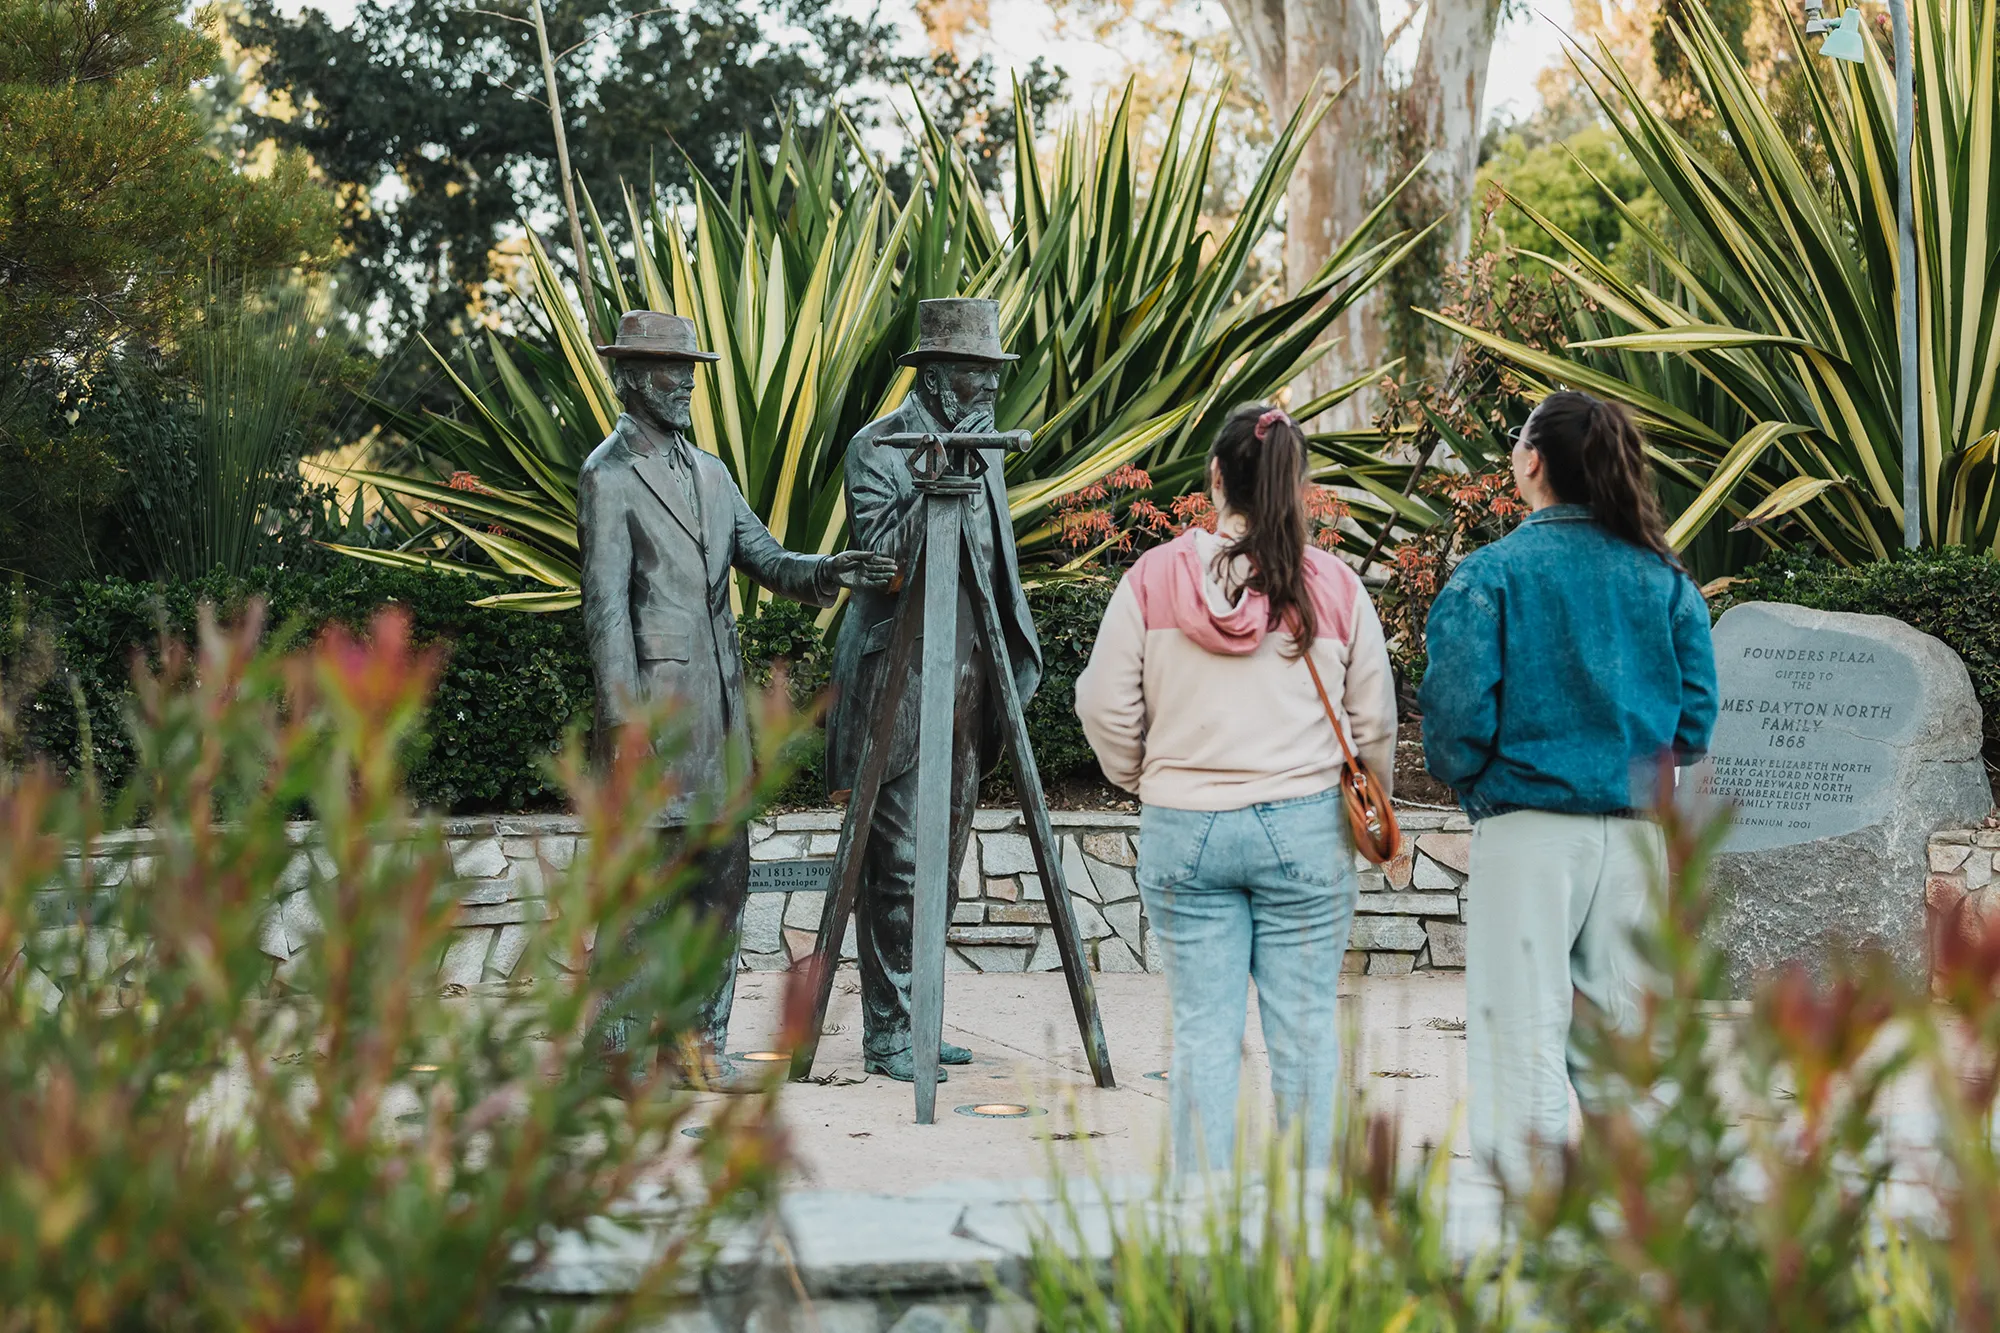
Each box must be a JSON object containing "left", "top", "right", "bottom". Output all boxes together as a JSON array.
[
  {"left": 14, "top": 566, "right": 1121, "bottom": 813},
  {"left": 18, "top": 566, "right": 593, "bottom": 811},
  {"left": 1018, "top": 576, "right": 1118, "bottom": 784}
]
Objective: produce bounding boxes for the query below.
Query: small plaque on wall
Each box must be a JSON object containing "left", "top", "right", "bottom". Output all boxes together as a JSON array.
[{"left": 748, "top": 859, "right": 833, "bottom": 893}]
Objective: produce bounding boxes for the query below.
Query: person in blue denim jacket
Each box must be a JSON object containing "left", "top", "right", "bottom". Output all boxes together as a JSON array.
[{"left": 1419, "top": 390, "right": 1717, "bottom": 1189}]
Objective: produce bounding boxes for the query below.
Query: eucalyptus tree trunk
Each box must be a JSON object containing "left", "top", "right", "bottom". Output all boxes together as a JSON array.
[
  {"left": 1216, "top": 0, "right": 1502, "bottom": 422},
  {"left": 1409, "top": 0, "right": 1504, "bottom": 259}
]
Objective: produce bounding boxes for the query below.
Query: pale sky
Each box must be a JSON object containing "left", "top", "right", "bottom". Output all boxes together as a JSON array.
[{"left": 269, "top": 0, "right": 1573, "bottom": 133}]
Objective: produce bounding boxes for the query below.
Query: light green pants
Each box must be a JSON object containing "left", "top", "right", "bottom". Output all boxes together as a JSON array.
[{"left": 1465, "top": 809, "right": 1663, "bottom": 1188}]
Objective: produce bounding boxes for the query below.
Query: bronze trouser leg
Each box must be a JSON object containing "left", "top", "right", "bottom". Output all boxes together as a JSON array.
[
  {"left": 594, "top": 825, "right": 752, "bottom": 1060},
  {"left": 856, "top": 645, "right": 985, "bottom": 1059},
  {"left": 679, "top": 827, "right": 751, "bottom": 1058}
]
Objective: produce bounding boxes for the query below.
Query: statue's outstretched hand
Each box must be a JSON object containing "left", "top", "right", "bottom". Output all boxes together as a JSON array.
[{"left": 826, "top": 549, "right": 899, "bottom": 591}]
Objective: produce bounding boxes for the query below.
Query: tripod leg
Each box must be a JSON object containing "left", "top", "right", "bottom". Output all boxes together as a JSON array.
[
  {"left": 909, "top": 499, "right": 963, "bottom": 1124},
  {"left": 961, "top": 534, "right": 1116, "bottom": 1090},
  {"left": 787, "top": 556, "right": 927, "bottom": 1082}
]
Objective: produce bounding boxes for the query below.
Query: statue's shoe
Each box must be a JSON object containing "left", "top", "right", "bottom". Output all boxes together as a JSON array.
[
  {"left": 940, "top": 1041, "right": 973, "bottom": 1065},
  {"left": 864, "top": 1050, "right": 949, "bottom": 1083}
]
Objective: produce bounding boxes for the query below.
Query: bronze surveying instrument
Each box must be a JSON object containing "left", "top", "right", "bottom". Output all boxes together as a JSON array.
[{"left": 787, "top": 428, "right": 1116, "bottom": 1121}]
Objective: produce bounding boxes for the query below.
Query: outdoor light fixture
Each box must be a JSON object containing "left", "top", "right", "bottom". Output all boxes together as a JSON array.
[
  {"left": 1142, "top": 1070, "right": 1169, "bottom": 1082},
  {"left": 1817, "top": 7, "right": 1868, "bottom": 61},
  {"left": 734, "top": 1051, "right": 789, "bottom": 1063},
  {"left": 953, "top": 1102, "right": 1046, "bottom": 1119},
  {"left": 681, "top": 1125, "right": 708, "bottom": 1139},
  {"left": 1804, "top": 0, "right": 1920, "bottom": 548}
]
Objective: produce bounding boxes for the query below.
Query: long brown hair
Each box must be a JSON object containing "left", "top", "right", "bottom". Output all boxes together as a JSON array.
[
  {"left": 1209, "top": 402, "right": 1314, "bottom": 657},
  {"left": 1524, "top": 391, "right": 1675, "bottom": 561}
]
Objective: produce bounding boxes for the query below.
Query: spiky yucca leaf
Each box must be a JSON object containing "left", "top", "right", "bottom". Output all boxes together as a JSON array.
[
  {"left": 341, "top": 83, "right": 1424, "bottom": 610},
  {"left": 1425, "top": 0, "right": 2000, "bottom": 561}
]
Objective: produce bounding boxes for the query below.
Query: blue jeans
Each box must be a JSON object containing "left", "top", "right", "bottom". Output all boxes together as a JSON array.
[{"left": 1137, "top": 790, "right": 1358, "bottom": 1174}]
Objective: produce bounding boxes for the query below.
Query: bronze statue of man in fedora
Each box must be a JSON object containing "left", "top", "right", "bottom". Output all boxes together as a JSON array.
[
  {"left": 580, "top": 309, "right": 895, "bottom": 1071},
  {"left": 825, "top": 298, "right": 1043, "bottom": 1082}
]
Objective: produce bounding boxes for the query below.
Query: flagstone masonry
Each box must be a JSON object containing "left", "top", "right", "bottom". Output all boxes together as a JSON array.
[{"left": 44, "top": 807, "right": 1478, "bottom": 987}]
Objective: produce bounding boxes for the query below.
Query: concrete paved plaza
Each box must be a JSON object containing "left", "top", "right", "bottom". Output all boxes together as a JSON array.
[
  {"left": 705, "top": 969, "right": 1474, "bottom": 1191},
  {"left": 550, "top": 970, "right": 1491, "bottom": 1319},
  {"left": 535, "top": 967, "right": 1967, "bottom": 1321}
]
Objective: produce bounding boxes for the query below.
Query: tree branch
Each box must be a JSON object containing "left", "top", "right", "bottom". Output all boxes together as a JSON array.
[
  {"left": 556, "top": 9, "right": 672, "bottom": 63},
  {"left": 1383, "top": 0, "right": 1426, "bottom": 52}
]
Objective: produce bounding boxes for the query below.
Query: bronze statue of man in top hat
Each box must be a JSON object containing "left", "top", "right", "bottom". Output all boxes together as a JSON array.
[
  {"left": 579, "top": 309, "right": 895, "bottom": 1070},
  {"left": 824, "top": 298, "right": 1043, "bottom": 1082}
]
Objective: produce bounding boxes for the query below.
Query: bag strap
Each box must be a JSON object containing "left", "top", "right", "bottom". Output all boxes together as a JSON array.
[{"left": 1299, "top": 649, "right": 1363, "bottom": 773}]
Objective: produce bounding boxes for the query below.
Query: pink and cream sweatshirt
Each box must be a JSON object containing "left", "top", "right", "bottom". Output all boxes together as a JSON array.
[{"left": 1073, "top": 530, "right": 1397, "bottom": 812}]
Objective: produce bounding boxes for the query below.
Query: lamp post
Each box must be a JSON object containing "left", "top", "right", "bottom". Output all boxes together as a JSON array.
[{"left": 1807, "top": 0, "right": 1920, "bottom": 550}]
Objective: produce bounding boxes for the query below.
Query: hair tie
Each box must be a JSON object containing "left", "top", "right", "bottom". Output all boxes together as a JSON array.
[{"left": 1254, "top": 408, "right": 1291, "bottom": 441}]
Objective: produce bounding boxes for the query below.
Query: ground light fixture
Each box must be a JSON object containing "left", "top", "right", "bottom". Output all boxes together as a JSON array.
[
  {"left": 1811, "top": 4, "right": 1869, "bottom": 61},
  {"left": 394, "top": 1064, "right": 445, "bottom": 1124},
  {"left": 953, "top": 1103, "right": 1046, "bottom": 1119},
  {"left": 1805, "top": 0, "right": 1918, "bottom": 547},
  {"left": 733, "top": 1050, "right": 789, "bottom": 1064}
]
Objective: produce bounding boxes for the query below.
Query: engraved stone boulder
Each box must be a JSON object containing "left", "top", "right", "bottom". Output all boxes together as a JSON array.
[{"left": 1698, "top": 602, "right": 1990, "bottom": 989}]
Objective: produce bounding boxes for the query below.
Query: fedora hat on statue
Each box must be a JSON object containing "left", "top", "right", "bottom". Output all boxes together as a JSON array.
[
  {"left": 896, "top": 298, "right": 1019, "bottom": 367},
  {"left": 596, "top": 309, "right": 719, "bottom": 362}
]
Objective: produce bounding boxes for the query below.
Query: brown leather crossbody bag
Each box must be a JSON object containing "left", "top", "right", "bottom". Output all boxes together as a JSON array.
[{"left": 1301, "top": 651, "right": 1404, "bottom": 866}]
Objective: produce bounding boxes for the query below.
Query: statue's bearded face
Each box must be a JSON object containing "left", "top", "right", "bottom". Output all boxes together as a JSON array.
[
  {"left": 921, "top": 361, "right": 1000, "bottom": 426},
  {"left": 620, "top": 360, "right": 697, "bottom": 434}
]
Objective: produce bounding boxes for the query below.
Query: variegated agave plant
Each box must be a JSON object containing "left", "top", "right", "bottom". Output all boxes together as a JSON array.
[
  {"left": 1427, "top": 0, "right": 2000, "bottom": 564},
  {"left": 335, "top": 80, "right": 1431, "bottom": 613}
]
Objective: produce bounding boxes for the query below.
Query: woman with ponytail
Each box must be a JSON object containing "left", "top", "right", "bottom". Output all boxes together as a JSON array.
[
  {"left": 1076, "top": 403, "right": 1397, "bottom": 1173},
  {"left": 1419, "top": 389, "right": 1717, "bottom": 1189}
]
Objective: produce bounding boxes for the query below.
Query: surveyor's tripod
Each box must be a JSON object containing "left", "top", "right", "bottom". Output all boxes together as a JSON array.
[{"left": 787, "top": 431, "right": 1115, "bottom": 1122}]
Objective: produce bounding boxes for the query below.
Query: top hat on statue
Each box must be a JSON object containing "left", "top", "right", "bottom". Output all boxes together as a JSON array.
[
  {"left": 596, "top": 310, "right": 719, "bottom": 361},
  {"left": 896, "top": 298, "right": 1019, "bottom": 367}
]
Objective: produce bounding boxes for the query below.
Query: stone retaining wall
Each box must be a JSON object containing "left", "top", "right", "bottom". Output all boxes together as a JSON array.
[
  {"left": 56, "top": 805, "right": 1477, "bottom": 986},
  {"left": 1924, "top": 812, "right": 2000, "bottom": 971},
  {"left": 741, "top": 806, "right": 1472, "bottom": 977},
  {"left": 67, "top": 806, "right": 2000, "bottom": 987}
]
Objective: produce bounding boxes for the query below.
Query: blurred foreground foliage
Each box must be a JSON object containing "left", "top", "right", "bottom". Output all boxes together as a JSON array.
[
  {"left": 1025, "top": 772, "right": 2000, "bottom": 1329},
  {"left": 0, "top": 602, "right": 798, "bottom": 1328}
]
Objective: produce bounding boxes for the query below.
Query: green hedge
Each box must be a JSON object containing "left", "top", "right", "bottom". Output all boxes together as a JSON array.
[
  {"left": 736, "top": 596, "right": 833, "bottom": 803},
  {"left": 19, "top": 566, "right": 594, "bottom": 811},
  {"left": 1725, "top": 547, "right": 2000, "bottom": 768},
  {"left": 1019, "top": 577, "right": 1118, "bottom": 782},
  {"left": 738, "top": 577, "right": 1117, "bottom": 804},
  {"left": 50, "top": 552, "right": 1996, "bottom": 815},
  {"left": 16, "top": 565, "right": 1119, "bottom": 813}
]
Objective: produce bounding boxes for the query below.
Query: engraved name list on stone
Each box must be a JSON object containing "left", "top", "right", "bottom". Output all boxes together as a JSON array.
[
  {"left": 1700, "top": 601, "right": 1987, "bottom": 987},
  {"left": 1698, "top": 604, "right": 1921, "bottom": 853}
]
